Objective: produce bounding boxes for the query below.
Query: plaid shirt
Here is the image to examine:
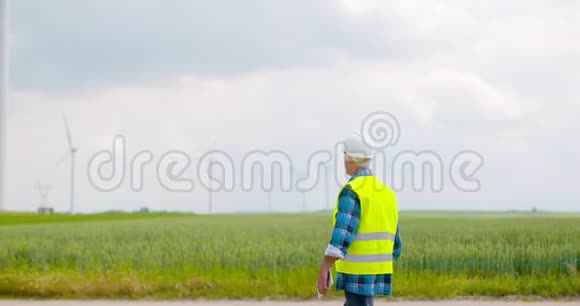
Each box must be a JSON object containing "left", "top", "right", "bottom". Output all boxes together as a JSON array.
[{"left": 324, "top": 168, "right": 403, "bottom": 296}]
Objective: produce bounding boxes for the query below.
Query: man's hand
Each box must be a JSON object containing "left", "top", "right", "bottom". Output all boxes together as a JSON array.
[
  {"left": 317, "top": 268, "right": 330, "bottom": 296},
  {"left": 317, "top": 256, "right": 337, "bottom": 296}
]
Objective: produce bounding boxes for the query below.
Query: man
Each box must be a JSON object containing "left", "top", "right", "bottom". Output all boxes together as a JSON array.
[{"left": 317, "top": 132, "right": 402, "bottom": 306}]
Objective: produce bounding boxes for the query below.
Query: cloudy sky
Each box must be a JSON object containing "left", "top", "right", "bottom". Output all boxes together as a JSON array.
[{"left": 3, "top": 0, "right": 579, "bottom": 213}]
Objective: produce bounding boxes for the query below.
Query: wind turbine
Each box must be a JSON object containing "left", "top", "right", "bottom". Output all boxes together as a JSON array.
[
  {"left": 0, "top": 0, "right": 9, "bottom": 211},
  {"left": 63, "top": 117, "right": 77, "bottom": 214},
  {"left": 324, "top": 163, "right": 330, "bottom": 210},
  {"left": 301, "top": 189, "right": 307, "bottom": 212},
  {"left": 296, "top": 170, "right": 308, "bottom": 212},
  {"left": 208, "top": 158, "right": 215, "bottom": 214}
]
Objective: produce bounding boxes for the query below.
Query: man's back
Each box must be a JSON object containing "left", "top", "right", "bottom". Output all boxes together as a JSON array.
[
  {"left": 317, "top": 133, "right": 403, "bottom": 306},
  {"left": 333, "top": 174, "right": 399, "bottom": 275},
  {"left": 324, "top": 168, "right": 402, "bottom": 297}
]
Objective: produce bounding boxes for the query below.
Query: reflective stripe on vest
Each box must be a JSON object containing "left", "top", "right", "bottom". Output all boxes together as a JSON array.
[
  {"left": 344, "top": 253, "right": 393, "bottom": 263},
  {"left": 333, "top": 175, "right": 399, "bottom": 275},
  {"left": 355, "top": 232, "right": 396, "bottom": 241}
]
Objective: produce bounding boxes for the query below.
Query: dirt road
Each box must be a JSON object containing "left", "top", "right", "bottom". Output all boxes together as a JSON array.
[{"left": 0, "top": 301, "right": 577, "bottom": 306}]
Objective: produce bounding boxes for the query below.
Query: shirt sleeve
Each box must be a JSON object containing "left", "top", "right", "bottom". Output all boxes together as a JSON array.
[
  {"left": 393, "top": 223, "right": 403, "bottom": 261},
  {"left": 323, "top": 186, "right": 361, "bottom": 258}
]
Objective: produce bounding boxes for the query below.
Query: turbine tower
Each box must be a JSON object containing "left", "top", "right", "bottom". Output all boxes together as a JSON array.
[
  {"left": 208, "top": 159, "right": 214, "bottom": 214},
  {"left": 296, "top": 171, "right": 308, "bottom": 212},
  {"left": 63, "top": 117, "right": 77, "bottom": 214},
  {"left": 0, "top": 0, "right": 9, "bottom": 211},
  {"left": 324, "top": 163, "right": 330, "bottom": 210}
]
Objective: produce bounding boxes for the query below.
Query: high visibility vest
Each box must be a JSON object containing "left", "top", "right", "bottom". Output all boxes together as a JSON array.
[{"left": 333, "top": 175, "right": 399, "bottom": 275}]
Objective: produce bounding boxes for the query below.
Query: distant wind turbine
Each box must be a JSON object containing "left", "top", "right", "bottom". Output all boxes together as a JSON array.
[
  {"left": 63, "top": 117, "right": 77, "bottom": 214},
  {"left": 208, "top": 159, "right": 215, "bottom": 214},
  {"left": 324, "top": 163, "right": 330, "bottom": 210},
  {"left": 296, "top": 171, "right": 308, "bottom": 212},
  {"left": 0, "top": 0, "right": 9, "bottom": 211},
  {"left": 267, "top": 190, "right": 272, "bottom": 212}
]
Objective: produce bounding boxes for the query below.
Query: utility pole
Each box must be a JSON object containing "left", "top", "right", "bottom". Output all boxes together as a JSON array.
[
  {"left": 36, "top": 183, "right": 52, "bottom": 210},
  {"left": 0, "top": 0, "right": 9, "bottom": 211}
]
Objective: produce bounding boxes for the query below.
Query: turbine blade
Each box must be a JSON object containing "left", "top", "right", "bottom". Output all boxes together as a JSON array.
[{"left": 63, "top": 116, "right": 74, "bottom": 149}]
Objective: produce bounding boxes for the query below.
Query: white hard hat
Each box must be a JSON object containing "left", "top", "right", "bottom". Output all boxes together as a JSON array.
[{"left": 343, "top": 132, "right": 375, "bottom": 159}]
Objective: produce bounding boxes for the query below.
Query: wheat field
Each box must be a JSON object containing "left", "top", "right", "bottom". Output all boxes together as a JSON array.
[{"left": 0, "top": 212, "right": 578, "bottom": 299}]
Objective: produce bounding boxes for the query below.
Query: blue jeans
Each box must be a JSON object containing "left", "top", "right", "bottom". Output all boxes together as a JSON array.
[{"left": 344, "top": 290, "right": 374, "bottom": 306}]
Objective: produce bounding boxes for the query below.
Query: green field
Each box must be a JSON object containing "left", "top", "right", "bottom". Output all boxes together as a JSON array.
[{"left": 0, "top": 212, "right": 578, "bottom": 299}]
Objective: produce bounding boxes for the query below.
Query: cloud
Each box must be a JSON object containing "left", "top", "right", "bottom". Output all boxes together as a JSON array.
[
  {"left": 6, "top": 57, "right": 578, "bottom": 212},
  {"left": 9, "top": 0, "right": 389, "bottom": 90},
  {"left": 3, "top": 0, "right": 579, "bottom": 212},
  {"left": 9, "top": 0, "right": 506, "bottom": 91}
]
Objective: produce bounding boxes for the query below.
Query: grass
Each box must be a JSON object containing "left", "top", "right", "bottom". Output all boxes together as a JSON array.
[
  {"left": 0, "top": 212, "right": 578, "bottom": 299},
  {"left": 0, "top": 212, "right": 188, "bottom": 226}
]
